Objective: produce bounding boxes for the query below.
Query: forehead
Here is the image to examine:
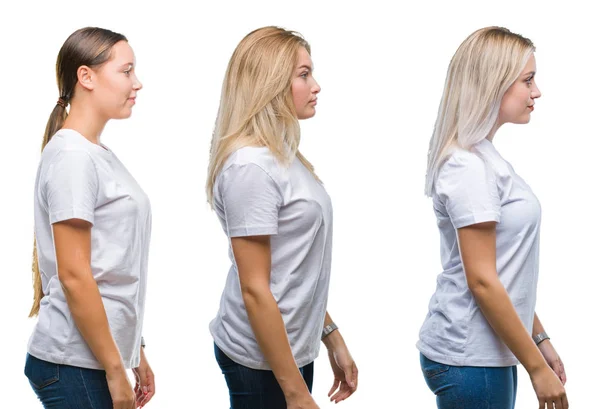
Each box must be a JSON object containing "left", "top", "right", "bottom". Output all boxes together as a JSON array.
[
  {"left": 521, "top": 53, "right": 536, "bottom": 73},
  {"left": 296, "top": 47, "right": 312, "bottom": 67},
  {"left": 107, "top": 40, "right": 135, "bottom": 64}
]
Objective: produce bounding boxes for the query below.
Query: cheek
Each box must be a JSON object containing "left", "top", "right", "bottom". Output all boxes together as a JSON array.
[
  {"left": 513, "top": 86, "right": 532, "bottom": 106},
  {"left": 105, "top": 74, "right": 131, "bottom": 95},
  {"left": 101, "top": 80, "right": 132, "bottom": 117},
  {"left": 291, "top": 82, "right": 305, "bottom": 107},
  {"left": 97, "top": 77, "right": 120, "bottom": 101},
  {"left": 501, "top": 94, "right": 523, "bottom": 116}
]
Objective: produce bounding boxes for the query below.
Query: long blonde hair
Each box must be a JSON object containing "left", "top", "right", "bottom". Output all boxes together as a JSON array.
[
  {"left": 30, "top": 27, "right": 127, "bottom": 317},
  {"left": 425, "top": 26, "right": 535, "bottom": 196},
  {"left": 206, "top": 26, "right": 317, "bottom": 205}
]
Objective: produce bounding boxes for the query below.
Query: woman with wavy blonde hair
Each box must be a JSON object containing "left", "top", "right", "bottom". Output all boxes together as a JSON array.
[
  {"left": 206, "top": 26, "right": 358, "bottom": 409},
  {"left": 418, "top": 27, "right": 569, "bottom": 408}
]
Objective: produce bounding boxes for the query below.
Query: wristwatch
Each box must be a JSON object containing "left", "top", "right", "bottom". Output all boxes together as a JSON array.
[
  {"left": 533, "top": 331, "right": 550, "bottom": 345},
  {"left": 322, "top": 323, "right": 339, "bottom": 340}
]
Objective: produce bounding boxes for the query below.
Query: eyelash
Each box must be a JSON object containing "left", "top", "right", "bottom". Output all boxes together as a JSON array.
[
  {"left": 300, "top": 72, "right": 309, "bottom": 79},
  {"left": 526, "top": 77, "right": 533, "bottom": 86}
]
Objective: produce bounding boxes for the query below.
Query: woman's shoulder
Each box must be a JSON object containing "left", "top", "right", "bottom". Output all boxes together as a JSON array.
[
  {"left": 224, "top": 146, "right": 282, "bottom": 176},
  {"left": 433, "top": 144, "right": 499, "bottom": 201},
  {"left": 41, "top": 129, "right": 96, "bottom": 163},
  {"left": 439, "top": 146, "right": 489, "bottom": 178}
]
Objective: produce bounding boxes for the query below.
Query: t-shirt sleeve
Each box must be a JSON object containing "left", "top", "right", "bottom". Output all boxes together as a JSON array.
[
  {"left": 219, "top": 163, "right": 283, "bottom": 237},
  {"left": 44, "top": 150, "right": 99, "bottom": 225},
  {"left": 435, "top": 153, "right": 501, "bottom": 229}
]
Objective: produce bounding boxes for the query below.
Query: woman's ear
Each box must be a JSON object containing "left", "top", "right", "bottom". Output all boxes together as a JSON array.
[{"left": 77, "top": 65, "right": 95, "bottom": 91}]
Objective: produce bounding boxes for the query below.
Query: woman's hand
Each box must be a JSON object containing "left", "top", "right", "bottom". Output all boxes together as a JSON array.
[
  {"left": 105, "top": 366, "right": 135, "bottom": 409},
  {"left": 327, "top": 343, "right": 358, "bottom": 403},
  {"left": 530, "top": 365, "right": 568, "bottom": 409},
  {"left": 132, "top": 348, "right": 155, "bottom": 408},
  {"left": 538, "top": 340, "right": 566, "bottom": 385}
]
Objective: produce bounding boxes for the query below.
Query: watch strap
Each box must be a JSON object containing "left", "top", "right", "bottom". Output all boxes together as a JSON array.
[
  {"left": 533, "top": 331, "right": 550, "bottom": 345},
  {"left": 322, "top": 323, "right": 339, "bottom": 339}
]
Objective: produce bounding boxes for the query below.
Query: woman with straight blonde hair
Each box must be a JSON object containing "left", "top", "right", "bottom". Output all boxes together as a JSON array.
[
  {"left": 25, "top": 27, "right": 154, "bottom": 409},
  {"left": 207, "top": 26, "right": 358, "bottom": 409},
  {"left": 417, "top": 27, "right": 569, "bottom": 408}
]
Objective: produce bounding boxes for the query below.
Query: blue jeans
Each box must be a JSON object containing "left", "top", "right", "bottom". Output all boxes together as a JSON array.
[
  {"left": 420, "top": 353, "right": 518, "bottom": 409},
  {"left": 24, "top": 353, "right": 113, "bottom": 408},
  {"left": 215, "top": 344, "right": 314, "bottom": 409}
]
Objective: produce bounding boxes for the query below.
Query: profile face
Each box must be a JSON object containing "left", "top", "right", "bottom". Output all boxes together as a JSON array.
[
  {"left": 291, "top": 47, "right": 321, "bottom": 120},
  {"left": 498, "top": 54, "right": 541, "bottom": 125},
  {"left": 91, "top": 40, "right": 143, "bottom": 120}
]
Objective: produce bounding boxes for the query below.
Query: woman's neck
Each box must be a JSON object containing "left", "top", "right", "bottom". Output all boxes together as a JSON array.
[
  {"left": 62, "top": 104, "right": 107, "bottom": 144},
  {"left": 486, "top": 121, "right": 502, "bottom": 142}
]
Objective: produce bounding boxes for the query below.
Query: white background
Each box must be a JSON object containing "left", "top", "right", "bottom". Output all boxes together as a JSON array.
[{"left": 1, "top": 0, "right": 598, "bottom": 407}]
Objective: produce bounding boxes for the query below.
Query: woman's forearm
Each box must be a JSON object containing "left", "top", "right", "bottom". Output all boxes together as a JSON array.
[
  {"left": 471, "top": 279, "right": 547, "bottom": 374},
  {"left": 242, "top": 286, "right": 308, "bottom": 399},
  {"left": 532, "top": 312, "right": 545, "bottom": 337},
  {"left": 322, "top": 311, "right": 345, "bottom": 350}
]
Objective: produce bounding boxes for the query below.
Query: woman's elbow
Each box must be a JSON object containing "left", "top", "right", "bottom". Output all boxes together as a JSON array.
[
  {"left": 467, "top": 274, "right": 497, "bottom": 298},
  {"left": 57, "top": 267, "right": 90, "bottom": 291},
  {"left": 240, "top": 281, "right": 272, "bottom": 306}
]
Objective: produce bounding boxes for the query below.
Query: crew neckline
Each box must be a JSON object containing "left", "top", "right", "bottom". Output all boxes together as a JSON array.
[{"left": 57, "top": 128, "right": 113, "bottom": 157}]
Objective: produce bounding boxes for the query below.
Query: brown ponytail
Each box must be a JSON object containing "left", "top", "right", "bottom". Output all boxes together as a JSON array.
[
  {"left": 29, "top": 102, "right": 69, "bottom": 317},
  {"left": 29, "top": 27, "right": 127, "bottom": 317}
]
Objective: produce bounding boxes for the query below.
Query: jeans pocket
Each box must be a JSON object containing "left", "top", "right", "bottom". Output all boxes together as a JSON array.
[
  {"left": 24, "top": 354, "right": 60, "bottom": 390},
  {"left": 420, "top": 354, "right": 450, "bottom": 379},
  {"left": 423, "top": 363, "right": 450, "bottom": 379}
]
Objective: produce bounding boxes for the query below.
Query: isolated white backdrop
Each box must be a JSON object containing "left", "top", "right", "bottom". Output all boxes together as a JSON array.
[{"left": 1, "top": 0, "right": 597, "bottom": 407}]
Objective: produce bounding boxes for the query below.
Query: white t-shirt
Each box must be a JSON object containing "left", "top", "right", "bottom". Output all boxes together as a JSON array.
[
  {"left": 210, "top": 147, "right": 333, "bottom": 370},
  {"left": 417, "top": 138, "right": 541, "bottom": 367},
  {"left": 28, "top": 129, "right": 152, "bottom": 370}
]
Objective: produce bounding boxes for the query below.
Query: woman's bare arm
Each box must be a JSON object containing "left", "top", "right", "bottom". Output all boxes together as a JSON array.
[
  {"left": 231, "top": 235, "right": 313, "bottom": 403},
  {"left": 53, "top": 219, "right": 125, "bottom": 373}
]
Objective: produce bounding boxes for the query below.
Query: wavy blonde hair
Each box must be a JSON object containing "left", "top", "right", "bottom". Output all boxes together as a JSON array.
[
  {"left": 425, "top": 26, "right": 535, "bottom": 196},
  {"left": 206, "top": 26, "right": 318, "bottom": 205}
]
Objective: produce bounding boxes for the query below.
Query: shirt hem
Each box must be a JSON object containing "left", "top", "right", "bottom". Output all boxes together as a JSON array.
[
  {"left": 452, "top": 211, "right": 501, "bottom": 229},
  {"left": 228, "top": 225, "right": 278, "bottom": 237},
  {"left": 50, "top": 208, "right": 95, "bottom": 225},
  {"left": 416, "top": 340, "right": 518, "bottom": 367},
  {"left": 212, "top": 338, "right": 318, "bottom": 371},
  {"left": 28, "top": 345, "right": 139, "bottom": 370}
]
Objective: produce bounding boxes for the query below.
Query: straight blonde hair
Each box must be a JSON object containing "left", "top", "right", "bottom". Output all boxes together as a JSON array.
[
  {"left": 206, "top": 26, "right": 317, "bottom": 205},
  {"left": 425, "top": 27, "right": 535, "bottom": 196}
]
